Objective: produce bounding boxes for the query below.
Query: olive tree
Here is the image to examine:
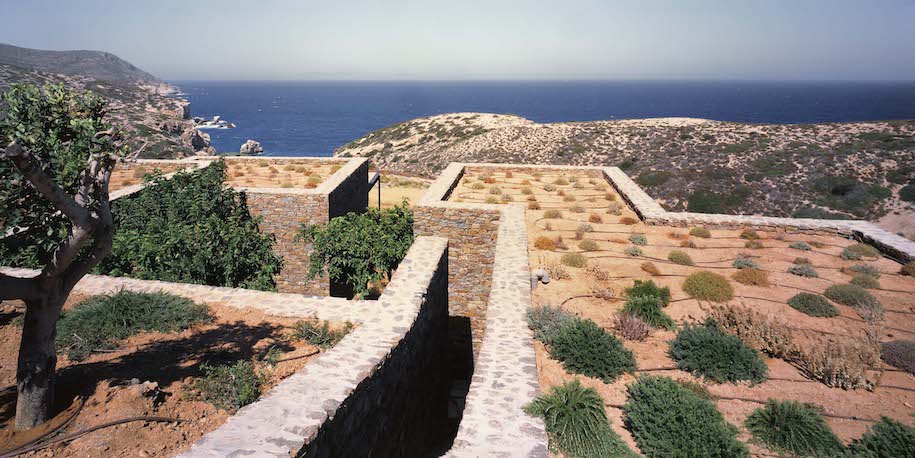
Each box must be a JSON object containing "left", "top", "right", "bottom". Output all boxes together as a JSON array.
[{"left": 0, "top": 84, "right": 122, "bottom": 429}]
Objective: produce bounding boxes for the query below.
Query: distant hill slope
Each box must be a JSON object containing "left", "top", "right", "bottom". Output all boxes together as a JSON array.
[
  {"left": 0, "top": 43, "right": 162, "bottom": 87},
  {"left": 0, "top": 44, "right": 211, "bottom": 158},
  {"left": 335, "top": 113, "right": 915, "bottom": 238}
]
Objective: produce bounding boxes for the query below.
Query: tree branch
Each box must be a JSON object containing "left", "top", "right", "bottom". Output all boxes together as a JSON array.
[
  {"left": 62, "top": 156, "right": 115, "bottom": 292},
  {"left": 1, "top": 142, "right": 90, "bottom": 226}
]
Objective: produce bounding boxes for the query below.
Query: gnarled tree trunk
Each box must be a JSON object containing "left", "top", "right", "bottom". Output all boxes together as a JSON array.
[{"left": 15, "top": 290, "right": 65, "bottom": 429}]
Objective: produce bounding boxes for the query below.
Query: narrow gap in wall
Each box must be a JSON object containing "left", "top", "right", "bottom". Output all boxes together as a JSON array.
[{"left": 428, "top": 315, "right": 474, "bottom": 455}]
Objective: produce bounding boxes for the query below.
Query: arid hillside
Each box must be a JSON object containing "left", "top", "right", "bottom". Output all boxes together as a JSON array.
[{"left": 335, "top": 113, "right": 915, "bottom": 238}]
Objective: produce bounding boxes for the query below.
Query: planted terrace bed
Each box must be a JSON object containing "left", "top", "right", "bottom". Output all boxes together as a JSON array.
[
  {"left": 223, "top": 158, "right": 341, "bottom": 189},
  {"left": 0, "top": 290, "right": 349, "bottom": 457},
  {"left": 454, "top": 168, "right": 915, "bottom": 457},
  {"left": 108, "top": 161, "right": 193, "bottom": 192}
]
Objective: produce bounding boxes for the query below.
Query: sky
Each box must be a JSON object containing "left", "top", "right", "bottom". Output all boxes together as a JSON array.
[{"left": 1, "top": 0, "right": 914, "bottom": 81}]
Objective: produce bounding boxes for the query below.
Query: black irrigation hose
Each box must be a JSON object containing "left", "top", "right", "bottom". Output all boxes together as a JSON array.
[
  {"left": 0, "top": 416, "right": 186, "bottom": 458},
  {"left": 0, "top": 396, "right": 87, "bottom": 457}
]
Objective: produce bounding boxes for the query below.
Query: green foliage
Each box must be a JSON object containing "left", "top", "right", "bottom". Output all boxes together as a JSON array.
[
  {"left": 789, "top": 264, "right": 819, "bottom": 278},
  {"left": 847, "top": 263, "right": 881, "bottom": 278},
  {"left": 850, "top": 274, "right": 880, "bottom": 289},
  {"left": 849, "top": 417, "right": 915, "bottom": 457},
  {"left": 744, "top": 400, "right": 844, "bottom": 457},
  {"left": 56, "top": 290, "right": 211, "bottom": 361},
  {"left": 881, "top": 340, "right": 915, "bottom": 375},
  {"left": 689, "top": 227, "right": 712, "bottom": 238},
  {"left": 0, "top": 83, "right": 120, "bottom": 267},
  {"left": 623, "top": 295, "right": 675, "bottom": 330},
  {"left": 841, "top": 243, "right": 881, "bottom": 260},
  {"left": 636, "top": 170, "right": 672, "bottom": 187},
  {"left": 626, "top": 245, "right": 643, "bottom": 257},
  {"left": 292, "top": 316, "right": 354, "bottom": 349},
  {"left": 623, "top": 376, "right": 749, "bottom": 458},
  {"left": 682, "top": 272, "right": 734, "bottom": 302},
  {"left": 624, "top": 280, "right": 671, "bottom": 306},
  {"left": 667, "top": 250, "right": 694, "bottom": 266},
  {"left": 687, "top": 187, "right": 750, "bottom": 214},
  {"left": 732, "top": 256, "right": 759, "bottom": 269},
  {"left": 788, "top": 293, "right": 839, "bottom": 318},
  {"left": 629, "top": 233, "right": 648, "bottom": 246},
  {"left": 525, "top": 380, "right": 638, "bottom": 458},
  {"left": 299, "top": 202, "right": 413, "bottom": 298},
  {"left": 561, "top": 252, "right": 588, "bottom": 268},
  {"left": 192, "top": 360, "right": 264, "bottom": 412},
  {"left": 790, "top": 242, "right": 812, "bottom": 251},
  {"left": 669, "top": 320, "right": 768, "bottom": 384},
  {"left": 812, "top": 176, "right": 891, "bottom": 218},
  {"left": 527, "top": 305, "right": 575, "bottom": 345},
  {"left": 792, "top": 207, "right": 853, "bottom": 220},
  {"left": 550, "top": 318, "right": 637, "bottom": 382},
  {"left": 97, "top": 161, "right": 282, "bottom": 290},
  {"left": 823, "top": 284, "right": 881, "bottom": 310},
  {"left": 901, "top": 183, "right": 915, "bottom": 203}
]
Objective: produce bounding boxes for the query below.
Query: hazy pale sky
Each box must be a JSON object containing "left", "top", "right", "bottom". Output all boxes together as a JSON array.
[{"left": 2, "top": 0, "right": 914, "bottom": 81}]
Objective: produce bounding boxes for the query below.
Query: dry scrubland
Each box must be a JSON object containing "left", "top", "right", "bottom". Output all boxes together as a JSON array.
[
  {"left": 450, "top": 169, "right": 915, "bottom": 457},
  {"left": 337, "top": 113, "right": 915, "bottom": 238}
]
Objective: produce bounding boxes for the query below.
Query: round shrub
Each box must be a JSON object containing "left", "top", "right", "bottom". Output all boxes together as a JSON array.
[
  {"left": 788, "top": 264, "right": 819, "bottom": 278},
  {"left": 841, "top": 243, "right": 881, "bottom": 260},
  {"left": 669, "top": 320, "right": 768, "bottom": 384},
  {"left": 561, "top": 252, "right": 588, "bottom": 268},
  {"left": 668, "top": 250, "right": 695, "bottom": 266},
  {"left": 793, "top": 257, "right": 812, "bottom": 265},
  {"left": 626, "top": 245, "right": 643, "bottom": 257},
  {"left": 544, "top": 209, "right": 562, "bottom": 219},
  {"left": 488, "top": 186, "right": 502, "bottom": 195},
  {"left": 619, "top": 216, "right": 638, "bottom": 225},
  {"left": 740, "top": 229, "right": 760, "bottom": 240},
  {"left": 902, "top": 262, "right": 915, "bottom": 277},
  {"left": 732, "top": 256, "right": 758, "bottom": 269},
  {"left": 629, "top": 233, "right": 648, "bottom": 246},
  {"left": 577, "top": 223, "right": 594, "bottom": 233},
  {"left": 744, "top": 240, "right": 764, "bottom": 249},
  {"left": 623, "top": 376, "right": 749, "bottom": 458},
  {"left": 689, "top": 227, "right": 712, "bottom": 238},
  {"left": 682, "top": 272, "right": 734, "bottom": 302},
  {"left": 849, "top": 417, "right": 915, "bottom": 457},
  {"left": 615, "top": 313, "right": 652, "bottom": 341},
  {"left": 550, "top": 318, "right": 637, "bottom": 382},
  {"left": 528, "top": 201, "right": 541, "bottom": 210},
  {"left": 527, "top": 305, "right": 575, "bottom": 345},
  {"left": 787, "top": 293, "right": 839, "bottom": 318},
  {"left": 625, "top": 279, "right": 671, "bottom": 306},
  {"left": 525, "top": 380, "right": 638, "bottom": 458},
  {"left": 824, "top": 284, "right": 880, "bottom": 309},
  {"left": 641, "top": 262, "right": 661, "bottom": 276},
  {"left": 578, "top": 239, "right": 599, "bottom": 252},
  {"left": 845, "top": 263, "right": 881, "bottom": 278},
  {"left": 732, "top": 268, "right": 770, "bottom": 287},
  {"left": 534, "top": 236, "right": 556, "bottom": 250},
  {"left": 789, "top": 242, "right": 812, "bottom": 251},
  {"left": 881, "top": 340, "right": 915, "bottom": 374},
  {"left": 484, "top": 196, "right": 498, "bottom": 204},
  {"left": 744, "top": 400, "right": 844, "bottom": 457},
  {"left": 850, "top": 274, "right": 880, "bottom": 289},
  {"left": 553, "top": 177, "right": 569, "bottom": 185},
  {"left": 588, "top": 213, "right": 603, "bottom": 223},
  {"left": 901, "top": 183, "right": 915, "bottom": 203},
  {"left": 608, "top": 202, "right": 624, "bottom": 215}
]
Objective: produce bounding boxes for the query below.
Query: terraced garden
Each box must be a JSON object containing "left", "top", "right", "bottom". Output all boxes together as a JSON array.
[
  {"left": 108, "top": 162, "right": 192, "bottom": 192},
  {"left": 223, "top": 159, "right": 341, "bottom": 189},
  {"left": 450, "top": 169, "right": 915, "bottom": 457}
]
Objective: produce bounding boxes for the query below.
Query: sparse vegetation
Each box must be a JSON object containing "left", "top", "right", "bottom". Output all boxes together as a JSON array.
[
  {"left": 629, "top": 233, "right": 648, "bottom": 245},
  {"left": 292, "top": 316, "right": 353, "bottom": 349},
  {"left": 850, "top": 274, "right": 880, "bottom": 289},
  {"left": 615, "top": 314, "right": 652, "bottom": 341},
  {"left": 682, "top": 272, "right": 734, "bottom": 302},
  {"left": 626, "top": 245, "right": 643, "bottom": 257},
  {"left": 789, "top": 242, "right": 812, "bottom": 251},
  {"left": 841, "top": 243, "right": 881, "bottom": 260},
  {"left": 527, "top": 305, "right": 575, "bottom": 345},
  {"left": 708, "top": 304, "right": 799, "bottom": 359},
  {"left": 191, "top": 360, "right": 264, "bottom": 412}
]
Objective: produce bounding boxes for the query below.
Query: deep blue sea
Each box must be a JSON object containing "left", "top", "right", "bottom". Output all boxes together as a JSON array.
[{"left": 174, "top": 81, "right": 915, "bottom": 157}]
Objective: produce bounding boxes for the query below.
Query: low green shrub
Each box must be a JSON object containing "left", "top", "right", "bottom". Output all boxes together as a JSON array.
[
  {"left": 550, "top": 318, "right": 637, "bottom": 382},
  {"left": 669, "top": 320, "right": 768, "bottom": 384},
  {"left": 623, "top": 376, "right": 749, "bottom": 457},
  {"left": 788, "top": 293, "right": 839, "bottom": 318},
  {"left": 824, "top": 284, "right": 881, "bottom": 310},
  {"left": 841, "top": 243, "right": 881, "bottom": 261},
  {"left": 689, "top": 227, "right": 712, "bottom": 238},
  {"left": 789, "top": 242, "right": 812, "bottom": 251},
  {"left": 561, "top": 252, "right": 588, "bottom": 268},
  {"left": 901, "top": 183, "right": 915, "bottom": 203},
  {"left": 57, "top": 290, "right": 211, "bottom": 361},
  {"left": 527, "top": 305, "right": 575, "bottom": 345},
  {"left": 845, "top": 263, "right": 881, "bottom": 278},
  {"left": 732, "top": 256, "right": 758, "bottom": 269},
  {"left": 788, "top": 264, "right": 819, "bottom": 278},
  {"left": 578, "top": 239, "right": 598, "bottom": 251},
  {"left": 525, "top": 380, "right": 638, "bottom": 458},
  {"left": 623, "top": 295, "right": 675, "bottom": 330},
  {"left": 636, "top": 170, "right": 672, "bottom": 188},
  {"left": 682, "top": 272, "right": 734, "bottom": 302},
  {"left": 629, "top": 233, "right": 648, "bottom": 246},
  {"left": 744, "top": 400, "right": 844, "bottom": 457},
  {"left": 292, "top": 316, "right": 354, "bottom": 349},
  {"left": 849, "top": 417, "right": 915, "bottom": 457},
  {"left": 850, "top": 274, "right": 880, "bottom": 289},
  {"left": 668, "top": 250, "right": 694, "bottom": 266},
  {"left": 191, "top": 360, "right": 264, "bottom": 412},
  {"left": 625, "top": 280, "right": 671, "bottom": 306},
  {"left": 626, "top": 245, "right": 643, "bottom": 257},
  {"left": 881, "top": 340, "right": 915, "bottom": 375}
]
